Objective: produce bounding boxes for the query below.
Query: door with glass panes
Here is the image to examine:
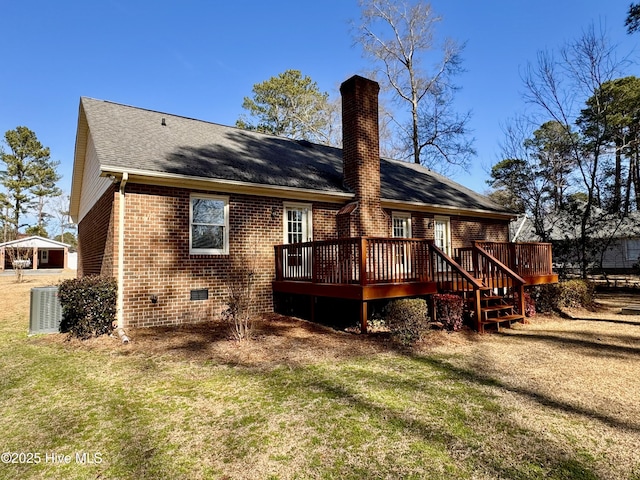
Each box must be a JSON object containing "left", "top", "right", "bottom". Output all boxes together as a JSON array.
[
  {"left": 283, "top": 203, "right": 312, "bottom": 278},
  {"left": 434, "top": 216, "right": 451, "bottom": 271},
  {"left": 392, "top": 213, "right": 411, "bottom": 278}
]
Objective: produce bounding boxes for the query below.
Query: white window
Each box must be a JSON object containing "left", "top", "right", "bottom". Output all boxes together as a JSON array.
[
  {"left": 625, "top": 238, "right": 640, "bottom": 262},
  {"left": 433, "top": 216, "right": 451, "bottom": 272},
  {"left": 392, "top": 212, "right": 412, "bottom": 277},
  {"left": 392, "top": 212, "right": 412, "bottom": 238},
  {"left": 190, "top": 194, "right": 229, "bottom": 255}
]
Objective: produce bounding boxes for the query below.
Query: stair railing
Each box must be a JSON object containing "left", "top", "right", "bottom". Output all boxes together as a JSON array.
[
  {"left": 428, "top": 243, "right": 485, "bottom": 328},
  {"left": 471, "top": 243, "right": 527, "bottom": 317}
]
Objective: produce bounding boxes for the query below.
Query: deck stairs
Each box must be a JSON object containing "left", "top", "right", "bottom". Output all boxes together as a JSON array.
[
  {"left": 453, "top": 267, "right": 525, "bottom": 333},
  {"left": 476, "top": 291, "right": 524, "bottom": 333}
]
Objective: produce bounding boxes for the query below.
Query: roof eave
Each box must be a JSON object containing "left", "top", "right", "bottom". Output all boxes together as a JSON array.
[
  {"left": 381, "top": 198, "right": 516, "bottom": 220},
  {"left": 0, "top": 235, "right": 70, "bottom": 248},
  {"left": 100, "top": 166, "right": 355, "bottom": 204},
  {"left": 69, "top": 99, "right": 89, "bottom": 223}
]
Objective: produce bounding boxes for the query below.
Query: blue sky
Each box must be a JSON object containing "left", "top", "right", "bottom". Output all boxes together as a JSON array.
[{"left": 1, "top": 0, "right": 638, "bottom": 203}]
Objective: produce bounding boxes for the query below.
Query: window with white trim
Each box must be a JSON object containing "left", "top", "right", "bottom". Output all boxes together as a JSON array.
[
  {"left": 392, "top": 212, "right": 412, "bottom": 238},
  {"left": 189, "top": 194, "right": 229, "bottom": 255},
  {"left": 625, "top": 238, "right": 640, "bottom": 262}
]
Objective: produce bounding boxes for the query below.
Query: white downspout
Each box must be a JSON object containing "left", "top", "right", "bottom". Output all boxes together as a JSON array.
[
  {"left": 512, "top": 214, "right": 528, "bottom": 243},
  {"left": 116, "top": 172, "right": 129, "bottom": 330}
]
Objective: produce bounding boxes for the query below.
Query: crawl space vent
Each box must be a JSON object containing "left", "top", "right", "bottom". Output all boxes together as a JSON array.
[
  {"left": 190, "top": 289, "right": 209, "bottom": 301},
  {"left": 29, "top": 286, "right": 62, "bottom": 335}
]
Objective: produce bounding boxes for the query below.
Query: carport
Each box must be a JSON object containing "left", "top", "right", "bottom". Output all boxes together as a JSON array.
[{"left": 0, "top": 236, "right": 69, "bottom": 271}]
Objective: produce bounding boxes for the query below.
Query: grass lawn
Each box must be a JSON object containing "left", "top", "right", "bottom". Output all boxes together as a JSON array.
[{"left": 1, "top": 273, "right": 639, "bottom": 479}]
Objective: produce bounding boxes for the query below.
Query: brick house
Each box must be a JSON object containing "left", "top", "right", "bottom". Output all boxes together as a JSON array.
[{"left": 70, "top": 75, "right": 556, "bottom": 332}]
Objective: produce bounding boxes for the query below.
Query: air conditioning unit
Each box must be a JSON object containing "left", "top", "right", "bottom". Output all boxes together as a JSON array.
[{"left": 29, "top": 286, "right": 62, "bottom": 335}]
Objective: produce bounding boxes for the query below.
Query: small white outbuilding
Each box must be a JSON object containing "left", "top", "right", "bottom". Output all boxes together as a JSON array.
[{"left": 0, "top": 236, "right": 71, "bottom": 272}]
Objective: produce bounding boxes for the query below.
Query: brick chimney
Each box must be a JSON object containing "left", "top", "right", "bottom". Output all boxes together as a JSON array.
[{"left": 337, "top": 75, "right": 390, "bottom": 237}]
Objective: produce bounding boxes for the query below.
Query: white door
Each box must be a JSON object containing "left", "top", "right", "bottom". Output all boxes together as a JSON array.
[
  {"left": 283, "top": 204, "right": 312, "bottom": 278},
  {"left": 434, "top": 216, "right": 451, "bottom": 271},
  {"left": 392, "top": 213, "right": 412, "bottom": 278}
]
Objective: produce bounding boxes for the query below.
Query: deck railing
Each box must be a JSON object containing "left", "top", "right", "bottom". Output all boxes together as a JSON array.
[
  {"left": 274, "top": 237, "right": 432, "bottom": 285},
  {"left": 276, "top": 239, "right": 555, "bottom": 287},
  {"left": 428, "top": 244, "right": 485, "bottom": 323},
  {"left": 472, "top": 241, "right": 554, "bottom": 278}
]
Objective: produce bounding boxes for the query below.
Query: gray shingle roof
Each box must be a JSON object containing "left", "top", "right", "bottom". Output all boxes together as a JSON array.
[{"left": 80, "top": 97, "right": 511, "bottom": 215}]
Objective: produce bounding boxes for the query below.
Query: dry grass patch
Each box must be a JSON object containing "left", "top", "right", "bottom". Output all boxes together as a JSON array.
[{"left": 421, "top": 295, "right": 640, "bottom": 479}]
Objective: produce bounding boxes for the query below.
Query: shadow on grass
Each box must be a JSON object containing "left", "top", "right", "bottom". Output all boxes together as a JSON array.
[
  {"left": 496, "top": 328, "right": 640, "bottom": 358},
  {"left": 262, "top": 354, "right": 603, "bottom": 479},
  {"left": 413, "top": 354, "right": 640, "bottom": 433},
  {"left": 566, "top": 316, "right": 640, "bottom": 327},
  {"left": 3, "top": 322, "right": 626, "bottom": 479}
]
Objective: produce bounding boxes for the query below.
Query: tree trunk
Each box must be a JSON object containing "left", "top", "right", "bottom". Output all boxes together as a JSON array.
[
  {"left": 635, "top": 141, "right": 640, "bottom": 211},
  {"left": 613, "top": 139, "right": 622, "bottom": 212}
]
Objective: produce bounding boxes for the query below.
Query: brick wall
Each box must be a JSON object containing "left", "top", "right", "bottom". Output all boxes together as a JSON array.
[
  {"left": 313, "top": 202, "right": 342, "bottom": 240},
  {"left": 451, "top": 215, "right": 509, "bottom": 247},
  {"left": 388, "top": 210, "right": 509, "bottom": 247},
  {"left": 411, "top": 212, "right": 434, "bottom": 239},
  {"left": 78, "top": 182, "right": 510, "bottom": 328},
  {"left": 118, "top": 184, "right": 342, "bottom": 328},
  {"left": 77, "top": 185, "right": 117, "bottom": 277}
]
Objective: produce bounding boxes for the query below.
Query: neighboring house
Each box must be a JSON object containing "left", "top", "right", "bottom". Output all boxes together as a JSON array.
[
  {"left": 0, "top": 236, "right": 70, "bottom": 271},
  {"left": 511, "top": 212, "right": 640, "bottom": 274},
  {"left": 70, "top": 75, "right": 556, "bottom": 332}
]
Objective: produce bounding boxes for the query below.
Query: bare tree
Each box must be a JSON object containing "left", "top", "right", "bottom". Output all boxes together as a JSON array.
[
  {"left": 353, "top": 0, "right": 473, "bottom": 171},
  {"left": 0, "top": 191, "right": 11, "bottom": 243},
  {"left": 223, "top": 238, "right": 259, "bottom": 341},
  {"left": 491, "top": 115, "right": 555, "bottom": 240},
  {"left": 49, "top": 193, "right": 75, "bottom": 240},
  {"left": 522, "top": 24, "right": 627, "bottom": 277},
  {"left": 6, "top": 246, "right": 31, "bottom": 283}
]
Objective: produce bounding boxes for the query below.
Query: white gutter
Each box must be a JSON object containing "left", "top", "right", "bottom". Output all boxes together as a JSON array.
[
  {"left": 99, "top": 165, "right": 354, "bottom": 204},
  {"left": 116, "top": 172, "right": 129, "bottom": 329}
]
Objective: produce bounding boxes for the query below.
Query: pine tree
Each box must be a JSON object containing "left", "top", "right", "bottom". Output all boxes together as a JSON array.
[{"left": 0, "top": 126, "right": 60, "bottom": 235}]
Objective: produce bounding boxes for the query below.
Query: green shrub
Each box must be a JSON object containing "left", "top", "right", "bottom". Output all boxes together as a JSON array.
[
  {"left": 385, "top": 298, "right": 429, "bottom": 345},
  {"left": 530, "top": 280, "right": 594, "bottom": 312},
  {"left": 433, "top": 294, "right": 464, "bottom": 331},
  {"left": 529, "top": 284, "right": 559, "bottom": 313},
  {"left": 58, "top": 276, "right": 117, "bottom": 339},
  {"left": 557, "top": 279, "right": 595, "bottom": 309}
]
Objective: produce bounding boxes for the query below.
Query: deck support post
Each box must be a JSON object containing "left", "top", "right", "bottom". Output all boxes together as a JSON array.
[
  {"left": 473, "top": 288, "right": 482, "bottom": 332},
  {"left": 517, "top": 284, "right": 527, "bottom": 323},
  {"left": 360, "top": 301, "right": 368, "bottom": 334}
]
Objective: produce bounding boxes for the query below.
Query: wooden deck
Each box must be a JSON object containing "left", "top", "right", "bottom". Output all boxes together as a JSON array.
[{"left": 273, "top": 237, "right": 558, "bottom": 332}]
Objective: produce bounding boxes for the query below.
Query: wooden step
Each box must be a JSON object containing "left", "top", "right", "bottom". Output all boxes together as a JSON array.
[
  {"left": 478, "top": 314, "right": 524, "bottom": 333},
  {"left": 482, "top": 304, "right": 514, "bottom": 314},
  {"left": 481, "top": 295, "right": 503, "bottom": 301}
]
